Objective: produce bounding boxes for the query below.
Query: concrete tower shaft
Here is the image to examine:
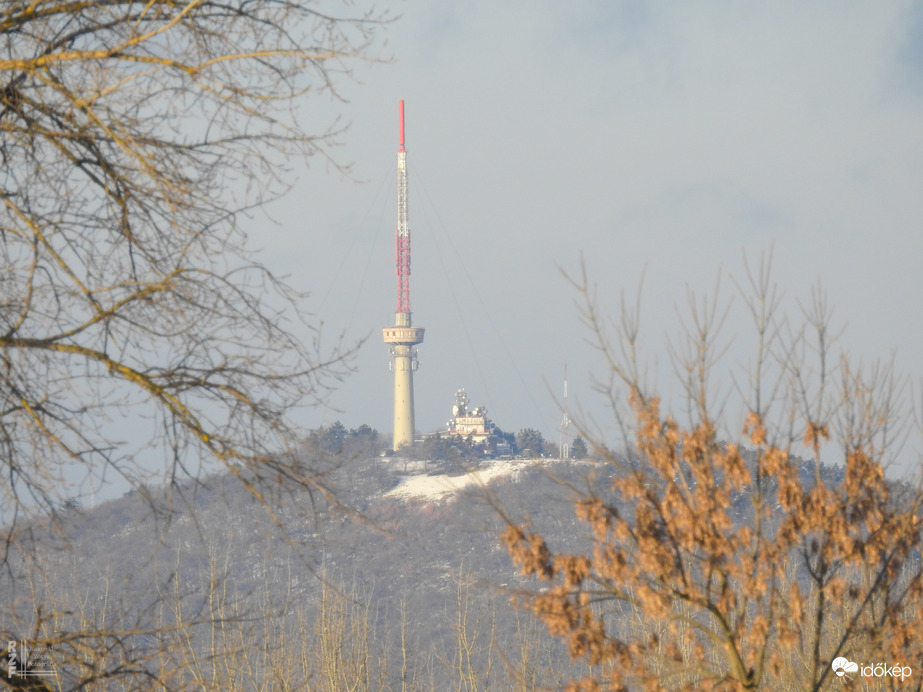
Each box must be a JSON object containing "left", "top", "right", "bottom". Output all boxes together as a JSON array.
[{"left": 383, "top": 100, "right": 424, "bottom": 451}]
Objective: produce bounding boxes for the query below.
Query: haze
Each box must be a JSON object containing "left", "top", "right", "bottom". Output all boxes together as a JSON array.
[{"left": 262, "top": 2, "right": 923, "bottom": 470}]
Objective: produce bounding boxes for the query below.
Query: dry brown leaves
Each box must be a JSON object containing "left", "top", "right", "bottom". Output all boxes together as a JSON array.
[{"left": 503, "top": 394, "right": 923, "bottom": 690}]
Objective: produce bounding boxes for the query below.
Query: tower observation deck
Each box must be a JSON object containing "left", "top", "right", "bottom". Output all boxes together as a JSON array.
[{"left": 383, "top": 100, "right": 424, "bottom": 451}]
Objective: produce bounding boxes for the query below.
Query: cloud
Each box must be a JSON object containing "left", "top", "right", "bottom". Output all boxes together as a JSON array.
[{"left": 272, "top": 2, "right": 923, "bottom": 472}]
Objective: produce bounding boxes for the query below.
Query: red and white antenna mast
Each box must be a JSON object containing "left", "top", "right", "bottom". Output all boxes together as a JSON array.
[{"left": 395, "top": 99, "right": 411, "bottom": 315}]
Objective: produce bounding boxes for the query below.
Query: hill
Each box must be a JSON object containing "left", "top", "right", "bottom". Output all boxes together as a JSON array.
[
  {"left": 3, "top": 452, "right": 610, "bottom": 689},
  {"left": 1, "top": 448, "right": 858, "bottom": 689}
]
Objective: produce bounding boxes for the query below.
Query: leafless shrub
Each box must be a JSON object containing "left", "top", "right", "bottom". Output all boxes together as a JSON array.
[{"left": 503, "top": 253, "right": 923, "bottom": 691}]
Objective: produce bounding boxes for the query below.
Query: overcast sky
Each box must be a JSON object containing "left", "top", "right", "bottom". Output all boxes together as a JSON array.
[{"left": 260, "top": 1, "right": 923, "bottom": 471}]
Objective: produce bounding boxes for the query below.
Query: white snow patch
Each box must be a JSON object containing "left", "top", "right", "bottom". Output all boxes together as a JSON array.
[{"left": 385, "top": 458, "right": 541, "bottom": 503}]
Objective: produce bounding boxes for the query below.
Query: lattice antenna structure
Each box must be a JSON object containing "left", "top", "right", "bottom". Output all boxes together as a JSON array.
[{"left": 395, "top": 100, "right": 410, "bottom": 314}]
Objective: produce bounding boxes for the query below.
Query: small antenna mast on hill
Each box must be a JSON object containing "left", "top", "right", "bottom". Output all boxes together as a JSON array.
[{"left": 560, "top": 364, "right": 570, "bottom": 460}]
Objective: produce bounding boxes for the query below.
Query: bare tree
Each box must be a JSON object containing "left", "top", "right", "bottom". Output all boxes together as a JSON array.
[
  {"left": 502, "top": 254, "right": 923, "bottom": 690},
  {"left": 0, "top": 0, "right": 388, "bottom": 519},
  {"left": 0, "top": 0, "right": 388, "bottom": 686}
]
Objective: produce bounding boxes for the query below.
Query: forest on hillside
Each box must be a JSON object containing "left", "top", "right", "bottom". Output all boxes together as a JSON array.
[{"left": 6, "top": 438, "right": 910, "bottom": 690}]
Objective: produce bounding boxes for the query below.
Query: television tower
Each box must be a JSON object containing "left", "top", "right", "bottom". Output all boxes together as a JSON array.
[{"left": 383, "top": 100, "right": 425, "bottom": 451}]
